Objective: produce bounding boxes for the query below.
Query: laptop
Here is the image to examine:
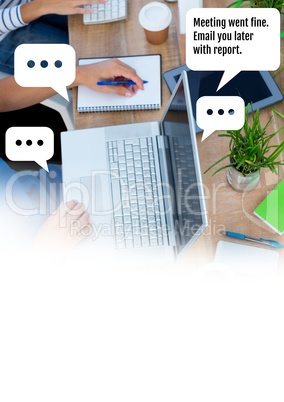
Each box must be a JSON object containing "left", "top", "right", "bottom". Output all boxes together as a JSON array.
[{"left": 61, "top": 72, "right": 208, "bottom": 262}]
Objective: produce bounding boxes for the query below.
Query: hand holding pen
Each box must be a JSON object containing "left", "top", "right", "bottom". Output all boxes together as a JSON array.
[{"left": 76, "top": 58, "right": 145, "bottom": 97}]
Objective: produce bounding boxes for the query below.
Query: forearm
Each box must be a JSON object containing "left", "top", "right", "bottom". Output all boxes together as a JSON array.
[
  {"left": 0, "top": 5, "right": 26, "bottom": 35},
  {"left": 0, "top": 60, "right": 143, "bottom": 112},
  {"left": 20, "top": 0, "right": 105, "bottom": 22},
  {"left": 0, "top": 77, "right": 57, "bottom": 112},
  {"left": 20, "top": 2, "right": 47, "bottom": 24}
]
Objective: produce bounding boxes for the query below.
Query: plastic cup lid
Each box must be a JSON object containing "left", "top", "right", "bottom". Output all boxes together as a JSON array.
[{"left": 138, "top": 2, "right": 172, "bottom": 32}]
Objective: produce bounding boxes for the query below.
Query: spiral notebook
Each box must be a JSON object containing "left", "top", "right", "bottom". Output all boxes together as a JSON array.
[{"left": 77, "top": 54, "right": 162, "bottom": 112}]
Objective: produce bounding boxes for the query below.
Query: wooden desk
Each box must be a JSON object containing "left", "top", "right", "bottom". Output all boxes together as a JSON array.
[{"left": 68, "top": 0, "right": 284, "bottom": 271}]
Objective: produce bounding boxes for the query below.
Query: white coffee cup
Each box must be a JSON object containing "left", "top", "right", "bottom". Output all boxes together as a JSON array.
[{"left": 138, "top": 2, "right": 173, "bottom": 45}]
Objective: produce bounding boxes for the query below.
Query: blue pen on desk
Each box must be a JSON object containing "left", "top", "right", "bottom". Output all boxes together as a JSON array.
[
  {"left": 97, "top": 80, "right": 148, "bottom": 86},
  {"left": 221, "top": 230, "right": 284, "bottom": 248}
]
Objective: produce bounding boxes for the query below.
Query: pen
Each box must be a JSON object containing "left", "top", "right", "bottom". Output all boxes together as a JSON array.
[
  {"left": 97, "top": 80, "right": 148, "bottom": 86},
  {"left": 221, "top": 230, "right": 284, "bottom": 248}
]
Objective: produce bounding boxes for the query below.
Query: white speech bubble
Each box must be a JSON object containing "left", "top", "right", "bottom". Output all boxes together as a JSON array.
[
  {"left": 14, "top": 44, "right": 76, "bottom": 101},
  {"left": 196, "top": 96, "right": 245, "bottom": 141},
  {"left": 5, "top": 127, "right": 54, "bottom": 172},
  {"left": 186, "top": 8, "right": 280, "bottom": 91}
]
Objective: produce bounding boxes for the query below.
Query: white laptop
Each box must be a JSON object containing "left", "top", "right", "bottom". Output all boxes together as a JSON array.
[{"left": 61, "top": 72, "right": 208, "bottom": 262}]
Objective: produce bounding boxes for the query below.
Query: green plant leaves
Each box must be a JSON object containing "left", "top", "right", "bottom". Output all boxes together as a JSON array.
[
  {"left": 227, "top": 0, "right": 284, "bottom": 10},
  {"left": 204, "top": 105, "right": 284, "bottom": 176}
]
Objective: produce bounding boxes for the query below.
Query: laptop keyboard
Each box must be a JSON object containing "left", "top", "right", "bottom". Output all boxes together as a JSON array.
[
  {"left": 107, "top": 137, "right": 167, "bottom": 249},
  {"left": 83, "top": 0, "right": 127, "bottom": 25},
  {"left": 171, "top": 136, "right": 204, "bottom": 242}
]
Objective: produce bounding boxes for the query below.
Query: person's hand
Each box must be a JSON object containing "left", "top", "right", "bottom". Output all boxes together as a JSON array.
[
  {"left": 21, "top": 0, "right": 108, "bottom": 23},
  {"left": 34, "top": 200, "right": 92, "bottom": 251},
  {"left": 33, "top": 0, "right": 108, "bottom": 15},
  {"left": 74, "top": 58, "right": 145, "bottom": 97}
]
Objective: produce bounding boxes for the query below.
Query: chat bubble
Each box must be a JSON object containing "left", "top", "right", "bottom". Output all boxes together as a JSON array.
[
  {"left": 196, "top": 96, "right": 245, "bottom": 141},
  {"left": 186, "top": 8, "right": 280, "bottom": 90},
  {"left": 14, "top": 44, "right": 76, "bottom": 101},
  {"left": 5, "top": 127, "right": 54, "bottom": 172}
]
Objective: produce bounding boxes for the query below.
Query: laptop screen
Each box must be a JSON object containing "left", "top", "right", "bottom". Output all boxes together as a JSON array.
[{"left": 161, "top": 77, "right": 207, "bottom": 254}]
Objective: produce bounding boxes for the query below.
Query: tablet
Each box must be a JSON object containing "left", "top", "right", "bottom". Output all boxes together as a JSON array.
[{"left": 163, "top": 66, "right": 284, "bottom": 134}]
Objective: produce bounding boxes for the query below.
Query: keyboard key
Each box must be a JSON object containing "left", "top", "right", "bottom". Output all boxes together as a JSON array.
[
  {"left": 139, "top": 204, "right": 146, "bottom": 214},
  {"left": 110, "top": 178, "right": 121, "bottom": 210},
  {"left": 137, "top": 189, "right": 145, "bottom": 198},
  {"left": 148, "top": 215, "right": 156, "bottom": 224},
  {"left": 115, "top": 217, "right": 123, "bottom": 225},
  {"left": 123, "top": 207, "right": 130, "bottom": 216},
  {"left": 123, "top": 215, "right": 131, "bottom": 224},
  {"left": 120, "top": 170, "right": 127, "bottom": 179},
  {"left": 115, "top": 224, "right": 124, "bottom": 235},
  {"left": 132, "top": 218, "right": 140, "bottom": 227},
  {"left": 117, "top": 141, "right": 124, "bottom": 155},
  {"left": 119, "top": 7, "right": 126, "bottom": 17},
  {"left": 147, "top": 207, "right": 155, "bottom": 215},
  {"left": 132, "top": 225, "right": 139, "bottom": 234},
  {"left": 140, "top": 138, "right": 147, "bottom": 147},
  {"left": 142, "top": 155, "right": 149, "bottom": 163},
  {"left": 150, "top": 238, "right": 158, "bottom": 246},
  {"left": 150, "top": 229, "right": 158, "bottom": 239},
  {"left": 158, "top": 237, "right": 164, "bottom": 246},
  {"left": 98, "top": 11, "right": 105, "bottom": 20}
]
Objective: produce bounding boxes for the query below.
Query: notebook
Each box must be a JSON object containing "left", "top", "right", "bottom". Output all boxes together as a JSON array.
[
  {"left": 77, "top": 54, "right": 162, "bottom": 112},
  {"left": 214, "top": 241, "right": 279, "bottom": 272},
  {"left": 253, "top": 179, "right": 284, "bottom": 235}
]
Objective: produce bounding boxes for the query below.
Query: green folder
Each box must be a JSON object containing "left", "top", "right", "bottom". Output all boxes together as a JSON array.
[{"left": 254, "top": 179, "right": 284, "bottom": 235}]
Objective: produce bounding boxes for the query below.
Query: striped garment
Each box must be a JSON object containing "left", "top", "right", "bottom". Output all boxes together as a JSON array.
[{"left": 0, "top": 0, "right": 30, "bottom": 42}]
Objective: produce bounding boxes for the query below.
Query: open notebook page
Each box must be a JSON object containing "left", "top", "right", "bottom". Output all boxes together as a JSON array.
[{"left": 77, "top": 54, "right": 161, "bottom": 112}]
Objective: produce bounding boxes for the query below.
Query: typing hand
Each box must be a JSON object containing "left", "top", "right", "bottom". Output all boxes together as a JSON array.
[
  {"left": 75, "top": 58, "right": 145, "bottom": 97},
  {"left": 31, "top": 0, "right": 108, "bottom": 16},
  {"left": 34, "top": 200, "right": 92, "bottom": 251}
]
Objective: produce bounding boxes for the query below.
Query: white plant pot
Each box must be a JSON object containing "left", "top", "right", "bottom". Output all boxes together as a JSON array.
[{"left": 227, "top": 166, "right": 260, "bottom": 192}]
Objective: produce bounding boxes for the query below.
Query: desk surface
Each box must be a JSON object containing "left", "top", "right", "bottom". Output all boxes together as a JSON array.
[{"left": 68, "top": 0, "right": 284, "bottom": 270}]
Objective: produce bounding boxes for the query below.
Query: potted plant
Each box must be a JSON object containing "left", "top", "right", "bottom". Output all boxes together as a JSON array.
[
  {"left": 204, "top": 106, "right": 284, "bottom": 192},
  {"left": 228, "top": 0, "right": 284, "bottom": 11}
]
